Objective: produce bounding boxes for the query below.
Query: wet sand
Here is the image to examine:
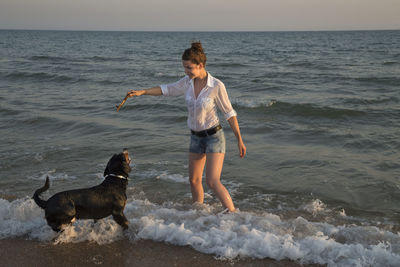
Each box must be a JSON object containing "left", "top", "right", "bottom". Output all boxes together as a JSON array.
[{"left": 0, "top": 238, "right": 321, "bottom": 267}]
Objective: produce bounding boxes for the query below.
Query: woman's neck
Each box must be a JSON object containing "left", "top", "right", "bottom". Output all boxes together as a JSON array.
[{"left": 196, "top": 70, "right": 207, "bottom": 81}]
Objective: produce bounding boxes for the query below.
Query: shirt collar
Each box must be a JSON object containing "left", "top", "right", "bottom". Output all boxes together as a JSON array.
[
  {"left": 206, "top": 72, "right": 214, "bottom": 88},
  {"left": 188, "top": 72, "right": 215, "bottom": 88}
]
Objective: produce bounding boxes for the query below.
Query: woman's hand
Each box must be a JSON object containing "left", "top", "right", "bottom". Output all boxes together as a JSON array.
[
  {"left": 126, "top": 90, "right": 145, "bottom": 98},
  {"left": 238, "top": 140, "right": 246, "bottom": 158},
  {"left": 117, "top": 88, "right": 159, "bottom": 111},
  {"left": 117, "top": 91, "right": 142, "bottom": 111},
  {"left": 227, "top": 116, "right": 246, "bottom": 158}
]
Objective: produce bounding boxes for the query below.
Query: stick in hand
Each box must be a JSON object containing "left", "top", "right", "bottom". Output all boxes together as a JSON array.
[{"left": 116, "top": 95, "right": 129, "bottom": 112}]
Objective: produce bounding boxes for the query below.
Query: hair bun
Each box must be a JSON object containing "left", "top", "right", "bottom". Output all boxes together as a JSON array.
[
  {"left": 182, "top": 41, "right": 207, "bottom": 66},
  {"left": 191, "top": 42, "right": 204, "bottom": 53}
]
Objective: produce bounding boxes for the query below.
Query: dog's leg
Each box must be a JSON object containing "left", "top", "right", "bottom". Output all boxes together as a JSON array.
[{"left": 112, "top": 210, "right": 129, "bottom": 230}]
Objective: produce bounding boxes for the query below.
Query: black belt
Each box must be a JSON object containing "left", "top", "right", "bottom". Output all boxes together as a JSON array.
[{"left": 191, "top": 124, "right": 222, "bottom": 137}]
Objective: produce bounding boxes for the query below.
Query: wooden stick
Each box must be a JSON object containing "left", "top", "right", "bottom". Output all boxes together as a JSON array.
[{"left": 116, "top": 95, "right": 129, "bottom": 112}]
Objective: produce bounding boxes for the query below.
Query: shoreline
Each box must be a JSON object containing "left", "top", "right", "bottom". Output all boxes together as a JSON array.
[{"left": 0, "top": 238, "right": 320, "bottom": 267}]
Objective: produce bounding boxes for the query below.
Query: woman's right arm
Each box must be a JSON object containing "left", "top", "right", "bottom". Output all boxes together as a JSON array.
[
  {"left": 126, "top": 86, "right": 162, "bottom": 98},
  {"left": 127, "top": 76, "right": 188, "bottom": 98}
]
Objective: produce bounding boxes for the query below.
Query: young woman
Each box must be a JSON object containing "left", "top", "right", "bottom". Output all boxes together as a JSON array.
[{"left": 126, "top": 42, "right": 246, "bottom": 212}]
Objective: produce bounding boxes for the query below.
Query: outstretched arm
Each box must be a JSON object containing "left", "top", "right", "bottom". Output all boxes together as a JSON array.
[
  {"left": 116, "top": 87, "right": 163, "bottom": 111},
  {"left": 227, "top": 116, "right": 246, "bottom": 158},
  {"left": 127, "top": 86, "right": 163, "bottom": 97}
]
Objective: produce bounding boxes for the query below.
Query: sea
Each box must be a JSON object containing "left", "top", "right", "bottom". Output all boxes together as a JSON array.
[{"left": 0, "top": 30, "right": 399, "bottom": 266}]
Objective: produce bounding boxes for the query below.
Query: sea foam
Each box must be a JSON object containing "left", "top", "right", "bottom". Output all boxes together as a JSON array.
[
  {"left": 232, "top": 98, "right": 277, "bottom": 109},
  {"left": 1, "top": 197, "right": 399, "bottom": 266},
  {"left": 28, "top": 169, "right": 77, "bottom": 181}
]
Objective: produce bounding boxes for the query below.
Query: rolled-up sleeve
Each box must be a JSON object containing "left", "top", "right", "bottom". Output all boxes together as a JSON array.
[
  {"left": 160, "top": 76, "right": 188, "bottom": 96},
  {"left": 215, "top": 82, "right": 237, "bottom": 120}
]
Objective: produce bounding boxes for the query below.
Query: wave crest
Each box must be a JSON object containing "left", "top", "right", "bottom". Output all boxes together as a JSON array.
[{"left": 1, "top": 197, "right": 399, "bottom": 266}]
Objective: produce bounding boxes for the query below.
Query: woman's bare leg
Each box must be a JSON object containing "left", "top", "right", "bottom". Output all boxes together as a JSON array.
[
  {"left": 189, "top": 152, "right": 206, "bottom": 203},
  {"left": 205, "top": 153, "right": 235, "bottom": 212}
]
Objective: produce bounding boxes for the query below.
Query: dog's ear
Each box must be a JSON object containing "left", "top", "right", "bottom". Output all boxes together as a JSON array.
[{"left": 104, "top": 154, "right": 119, "bottom": 177}]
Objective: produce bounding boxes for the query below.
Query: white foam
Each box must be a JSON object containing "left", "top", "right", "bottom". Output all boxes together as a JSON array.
[
  {"left": 53, "top": 220, "right": 124, "bottom": 244},
  {"left": 154, "top": 72, "right": 184, "bottom": 78},
  {"left": 220, "top": 180, "right": 242, "bottom": 197},
  {"left": 126, "top": 201, "right": 400, "bottom": 266},
  {"left": 28, "top": 169, "right": 77, "bottom": 180},
  {"left": 0, "top": 197, "right": 48, "bottom": 239},
  {"left": 302, "top": 199, "right": 329, "bottom": 216},
  {"left": 232, "top": 98, "right": 277, "bottom": 109},
  {"left": 155, "top": 171, "right": 189, "bottom": 184},
  {"left": 1, "top": 197, "right": 399, "bottom": 266}
]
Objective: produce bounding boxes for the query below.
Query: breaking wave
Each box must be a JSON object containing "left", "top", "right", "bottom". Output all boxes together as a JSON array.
[{"left": 1, "top": 197, "right": 399, "bottom": 266}]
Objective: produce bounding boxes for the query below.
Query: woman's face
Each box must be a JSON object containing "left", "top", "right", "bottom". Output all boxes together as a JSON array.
[{"left": 182, "top": 60, "right": 203, "bottom": 79}]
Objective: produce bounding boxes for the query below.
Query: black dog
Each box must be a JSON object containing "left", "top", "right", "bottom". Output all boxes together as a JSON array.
[{"left": 33, "top": 149, "right": 132, "bottom": 232}]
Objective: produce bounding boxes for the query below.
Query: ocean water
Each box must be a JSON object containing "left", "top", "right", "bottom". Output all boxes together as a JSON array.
[{"left": 0, "top": 30, "right": 399, "bottom": 266}]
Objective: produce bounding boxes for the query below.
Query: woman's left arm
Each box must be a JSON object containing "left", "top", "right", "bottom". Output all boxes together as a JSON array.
[{"left": 228, "top": 116, "right": 246, "bottom": 158}]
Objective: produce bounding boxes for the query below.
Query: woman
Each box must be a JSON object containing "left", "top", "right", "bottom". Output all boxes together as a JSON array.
[{"left": 126, "top": 42, "right": 246, "bottom": 212}]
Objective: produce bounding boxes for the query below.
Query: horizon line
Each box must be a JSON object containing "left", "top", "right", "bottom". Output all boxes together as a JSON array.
[{"left": 1, "top": 28, "right": 400, "bottom": 33}]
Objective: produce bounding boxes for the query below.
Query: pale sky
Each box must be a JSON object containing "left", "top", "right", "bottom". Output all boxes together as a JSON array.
[{"left": 1, "top": 0, "right": 399, "bottom": 31}]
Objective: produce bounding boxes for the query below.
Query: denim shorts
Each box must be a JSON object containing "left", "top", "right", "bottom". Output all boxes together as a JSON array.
[{"left": 189, "top": 129, "right": 226, "bottom": 154}]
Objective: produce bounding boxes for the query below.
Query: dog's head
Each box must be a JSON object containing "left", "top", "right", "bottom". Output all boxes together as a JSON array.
[{"left": 103, "top": 148, "right": 132, "bottom": 178}]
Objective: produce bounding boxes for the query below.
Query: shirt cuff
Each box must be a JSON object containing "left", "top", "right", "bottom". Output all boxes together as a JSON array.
[
  {"left": 224, "top": 109, "right": 237, "bottom": 120},
  {"left": 160, "top": 84, "right": 169, "bottom": 96}
]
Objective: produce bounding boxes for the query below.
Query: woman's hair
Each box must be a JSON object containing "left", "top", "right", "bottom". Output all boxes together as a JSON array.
[{"left": 182, "top": 41, "right": 207, "bottom": 66}]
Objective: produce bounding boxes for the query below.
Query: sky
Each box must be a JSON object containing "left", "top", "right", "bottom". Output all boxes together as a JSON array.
[{"left": 1, "top": 0, "right": 399, "bottom": 31}]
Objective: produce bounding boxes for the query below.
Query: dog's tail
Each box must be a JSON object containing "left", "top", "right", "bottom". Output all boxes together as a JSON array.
[{"left": 32, "top": 176, "right": 50, "bottom": 209}]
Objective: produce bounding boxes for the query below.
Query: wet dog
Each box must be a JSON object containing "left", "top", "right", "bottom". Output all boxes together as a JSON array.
[{"left": 33, "top": 149, "right": 132, "bottom": 232}]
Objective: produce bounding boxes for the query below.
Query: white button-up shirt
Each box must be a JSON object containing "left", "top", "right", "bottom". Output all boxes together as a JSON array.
[{"left": 160, "top": 72, "right": 237, "bottom": 131}]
